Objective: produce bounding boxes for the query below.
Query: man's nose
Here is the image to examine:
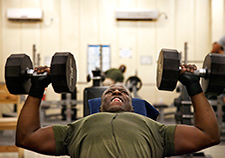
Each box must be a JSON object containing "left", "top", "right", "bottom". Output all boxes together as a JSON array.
[{"left": 113, "top": 89, "right": 121, "bottom": 95}]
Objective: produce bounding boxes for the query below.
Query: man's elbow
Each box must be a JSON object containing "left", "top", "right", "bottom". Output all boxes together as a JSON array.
[
  {"left": 208, "top": 134, "right": 220, "bottom": 147},
  {"left": 15, "top": 137, "right": 25, "bottom": 148},
  {"left": 15, "top": 135, "right": 30, "bottom": 149},
  {"left": 213, "top": 136, "right": 221, "bottom": 145}
]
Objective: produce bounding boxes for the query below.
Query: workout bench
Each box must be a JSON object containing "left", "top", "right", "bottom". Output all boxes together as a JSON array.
[
  {"left": 88, "top": 97, "right": 159, "bottom": 120},
  {"left": 0, "top": 84, "right": 24, "bottom": 158}
]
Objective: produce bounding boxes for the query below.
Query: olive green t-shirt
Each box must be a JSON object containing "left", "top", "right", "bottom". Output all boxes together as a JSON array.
[{"left": 53, "top": 112, "right": 176, "bottom": 158}]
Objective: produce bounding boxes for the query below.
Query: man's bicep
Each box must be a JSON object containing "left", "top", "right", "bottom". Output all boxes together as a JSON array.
[
  {"left": 174, "top": 125, "right": 210, "bottom": 155},
  {"left": 27, "top": 126, "right": 56, "bottom": 155}
]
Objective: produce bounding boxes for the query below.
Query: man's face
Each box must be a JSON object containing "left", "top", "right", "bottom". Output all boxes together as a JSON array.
[{"left": 100, "top": 84, "right": 133, "bottom": 112}]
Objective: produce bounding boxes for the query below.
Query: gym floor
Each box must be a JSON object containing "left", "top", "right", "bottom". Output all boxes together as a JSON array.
[{"left": 0, "top": 115, "right": 225, "bottom": 158}]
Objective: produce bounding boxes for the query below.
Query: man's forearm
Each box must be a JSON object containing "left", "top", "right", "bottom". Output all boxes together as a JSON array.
[
  {"left": 16, "top": 96, "right": 42, "bottom": 145},
  {"left": 191, "top": 93, "right": 220, "bottom": 142}
]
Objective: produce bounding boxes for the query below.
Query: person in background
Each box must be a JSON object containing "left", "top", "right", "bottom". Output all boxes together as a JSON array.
[
  {"left": 211, "top": 35, "right": 225, "bottom": 54},
  {"left": 103, "top": 64, "right": 127, "bottom": 86}
]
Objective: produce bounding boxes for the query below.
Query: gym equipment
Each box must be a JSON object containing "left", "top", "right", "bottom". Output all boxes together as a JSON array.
[
  {"left": 5, "top": 52, "right": 77, "bottom": 94},
  {"left": 61, "top": 88, "right": 77, "bottom": 121},
  {"left": 156, "top": 48, "right": 225, "bottom": 96},
  {"left": 86, "top": 69, "right": 105, "bottom": 86},
  {"left": 125, "top": 76, "right": 142, "bottom": 92},
  {"left": 51, "top": 53, "right": 76, "bottom": 93},
  {"left": 88, "top": 98, "right": 159, "bottom": 120},
  {"left": 83, "top": 86, "right": 108, "bottom": 117},
  {"left": 125, "top": 76, "right": 142, "bottom": 98}
]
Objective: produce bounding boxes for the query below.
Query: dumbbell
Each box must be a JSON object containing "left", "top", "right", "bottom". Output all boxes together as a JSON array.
[
  {"left": 5, "top": 52, "right": 77, "bottom": 94},
  {"left": 156, "top": 48, "right": 225, "bottom": 96}
]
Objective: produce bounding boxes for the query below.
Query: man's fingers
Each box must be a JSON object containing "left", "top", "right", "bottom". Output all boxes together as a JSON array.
[
  {"left": 179, "top": 65, "right": 186, "bottom": 74},
  {"left": 180, "top": 64, "right": 197, "bottom": 74},
  {"left": 34, "top": 66, "right": 51, "bottom": 75}
]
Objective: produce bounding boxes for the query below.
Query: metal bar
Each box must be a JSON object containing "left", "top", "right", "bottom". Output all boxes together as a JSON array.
[
  {"left": 33, "top": 44, "right": 36, "bottom": 67},
  {"left": 184, "top": 42, "right": 188, "bottom": 64},
  {"left": 37, "top": 53, "right": 40, "bottom": 67},
  {"left": 99, "top": 45, "right": 103, "bottom": 71},
  {"left": 41, "top": 100, "right": 83, "bottom": 105}
]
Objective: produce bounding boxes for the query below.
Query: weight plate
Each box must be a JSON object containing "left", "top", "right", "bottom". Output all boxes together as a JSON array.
[
  {"left": 51, "top": 52, "right": 77, "bottom": 93},
  {"left": 125, "top": 76, "right": 142, "bottom": 92},
  {"left": 5, "top": 54, "right": 33, "bottom": 94},
  {"left": 156, "top": 49, "right": 180, "bottom": 91},
  {"left": 201, "top": 53, "right": 225, "bottom": 96}
]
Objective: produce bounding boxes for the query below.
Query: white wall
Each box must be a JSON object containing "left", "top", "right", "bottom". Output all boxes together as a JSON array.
[
  {"left": 211, "top": 0, "right": 225, "bottom": 41},
  {"left": 0, "top": 0, "right": 223, "bottom": 117}
]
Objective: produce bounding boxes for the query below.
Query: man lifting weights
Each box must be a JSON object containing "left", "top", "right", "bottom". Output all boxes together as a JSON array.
[{"left": 15, "top": 64, "right": 220, "bottom": 157}]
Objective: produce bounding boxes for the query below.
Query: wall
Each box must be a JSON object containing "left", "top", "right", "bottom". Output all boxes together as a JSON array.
[
  {"left": 211, "top": 0, "right": 225, "bottom": 41},
  {"left": 1, "top": 0, "right": 223, "bottom": 117}
]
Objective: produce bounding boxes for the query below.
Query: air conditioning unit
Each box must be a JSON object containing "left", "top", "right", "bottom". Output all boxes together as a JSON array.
[
  {"left": 115, "top": 9, "right": 159, "bottom": 20},
  {"left": 7, "top": 8, "right": 43, "bottom": 21}
]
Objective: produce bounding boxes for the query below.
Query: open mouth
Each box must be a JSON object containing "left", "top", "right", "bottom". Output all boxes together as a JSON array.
[{"left": 111, "top": 97, "right": 123, "bottom": 103}]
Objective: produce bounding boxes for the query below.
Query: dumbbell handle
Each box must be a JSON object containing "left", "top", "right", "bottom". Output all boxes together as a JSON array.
[
  {"left": 26, "top": 68, "right": 48, "bottom": 77},
  {"left": 179, "top": 67, "right": 208, "bottom": 78}
]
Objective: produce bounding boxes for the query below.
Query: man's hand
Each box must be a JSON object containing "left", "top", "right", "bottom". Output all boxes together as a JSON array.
[
  {"left": 178, "top": 64, "right": 203, "bottom": 96},
  {"left": 34, "top": 66, "right": 51, "bottom": 75},
  {"left": 29, "top": 66, "right": 51, "bottom": 99}
]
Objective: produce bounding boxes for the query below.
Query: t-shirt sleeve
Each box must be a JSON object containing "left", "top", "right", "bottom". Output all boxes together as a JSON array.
[
  {"left": 52, "top": 124, "right": 70, "bottom": 156},
  {"left": 161, "top": 124, "right": 177, "bottom": 156}
]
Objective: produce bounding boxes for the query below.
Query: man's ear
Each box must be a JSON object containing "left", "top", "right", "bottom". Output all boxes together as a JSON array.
[{"left": 131, "top": 106, "right": 134, "bottom": 112}]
